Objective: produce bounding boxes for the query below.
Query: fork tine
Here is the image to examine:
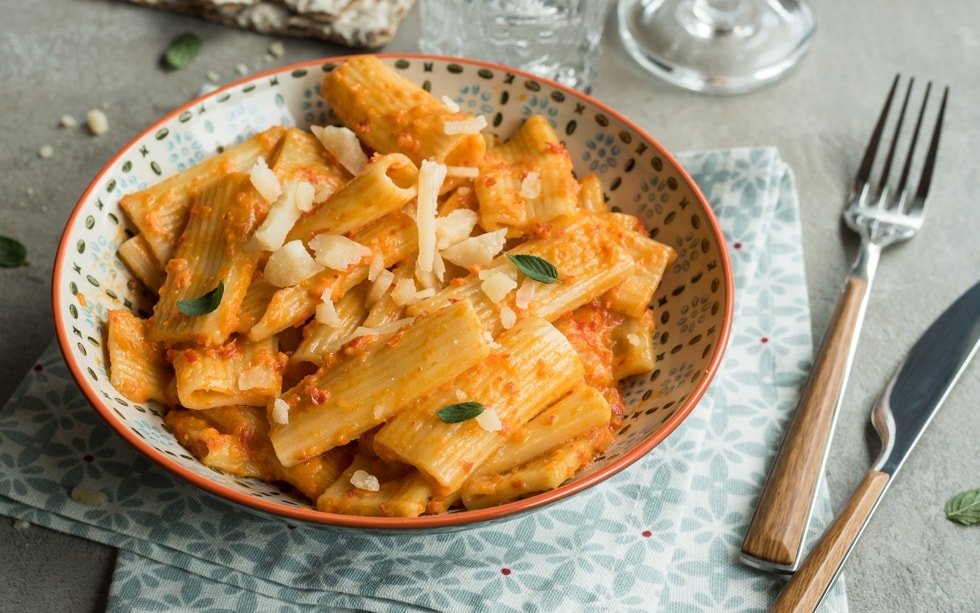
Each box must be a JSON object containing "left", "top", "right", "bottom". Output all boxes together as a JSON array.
[
  {"left": 848, "top": 74, "right": 900, "bottom": 203},
  {"left": 895, "top": 81, "right": 930, "bottom": 197},
  {"left": 876, "top": 78, "right": 915, "bottom": 197},
  {"left": 906, "top": 85, "right": 950, "bottom": 215}
]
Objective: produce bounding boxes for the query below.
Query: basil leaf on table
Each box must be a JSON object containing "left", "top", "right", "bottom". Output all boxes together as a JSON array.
[
  {"left": 0, "top": 236, "right": 28, "bottom": 268},
  {"left": 163, "top": 32, "right": 202, "bottom": 70},
  {"left": 945, "top": 488, "right": 980, "bottom": 526}
]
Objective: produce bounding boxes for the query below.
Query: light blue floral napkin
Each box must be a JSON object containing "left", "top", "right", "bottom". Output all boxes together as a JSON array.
[{"left": 0, "top": 147, "right": 848, "bottom": 612}]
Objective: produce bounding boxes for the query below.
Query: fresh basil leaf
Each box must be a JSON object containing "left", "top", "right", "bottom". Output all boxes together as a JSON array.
[
  {"left": 436, "top": 401, "right": 485, "bottom": 424},
  {"left": 177, "top": 280, "right": 224, "bottom": 316},
  {"left": 506, "top": 253, "right": 562, "bottom": 284},
  {"left": 163, "top": 32, "right": 202, "bottom": 70},
  {"left": 0, "top": 235, "right": 28, "bottom": 268},
  {"left": 945, "top": 488, "right": 980, "bottom": 526}
]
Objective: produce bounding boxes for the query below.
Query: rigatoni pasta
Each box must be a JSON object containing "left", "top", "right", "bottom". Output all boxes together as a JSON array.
[{"left": 106, "top": 55, "right": 677, "bottom": 517}]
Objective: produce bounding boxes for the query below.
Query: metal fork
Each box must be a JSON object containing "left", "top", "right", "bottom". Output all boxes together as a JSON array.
[{"left": 740, "top": 75, "right": 949, "bottom": 573}]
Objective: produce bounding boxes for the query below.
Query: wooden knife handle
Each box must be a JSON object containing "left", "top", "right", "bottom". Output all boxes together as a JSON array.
[
  {"left": 768, "top": 469, "right": 890, "bottom": 612},
  {"left": 741, "top": 277, "right": 869, "bottom": 569}
]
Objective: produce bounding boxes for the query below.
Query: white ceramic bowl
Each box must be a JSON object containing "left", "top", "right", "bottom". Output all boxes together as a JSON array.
[{"left": 53, "top": 55, "right": 733, "bottom": 531}]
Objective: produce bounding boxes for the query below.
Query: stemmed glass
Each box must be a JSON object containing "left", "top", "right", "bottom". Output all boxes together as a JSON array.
[{"left": 617, "top": 0, "right": 816, "bottom": 95}]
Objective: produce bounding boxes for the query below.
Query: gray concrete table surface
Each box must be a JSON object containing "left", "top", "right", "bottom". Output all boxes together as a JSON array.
[{"left": 2, "top": 0, "right": 979, "bottom": 611}]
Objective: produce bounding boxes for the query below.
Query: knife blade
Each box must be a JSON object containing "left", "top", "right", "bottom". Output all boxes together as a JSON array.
[{"left": 769, "top": 278, "right": 980, "bottom": 613}]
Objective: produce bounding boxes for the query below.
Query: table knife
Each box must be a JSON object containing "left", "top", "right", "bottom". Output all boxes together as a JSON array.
[{"left": 768, "top": 278, "right": 980, "bottom": 612}]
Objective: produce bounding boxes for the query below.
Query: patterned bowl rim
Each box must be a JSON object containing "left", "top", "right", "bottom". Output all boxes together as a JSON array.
[{"left": 52, "top": 53, "right": 734, "bottom": 532}]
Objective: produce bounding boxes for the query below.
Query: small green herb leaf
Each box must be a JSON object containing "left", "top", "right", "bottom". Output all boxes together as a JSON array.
[
  {"left": 177, "top": 280, "right": 224, "bottom": 316},
  {"left": 506, "top": 253, "right": 562, "bottom": 284},
  {"left": 436, "top": 401, "right": 485, "bottom": 423},
  {"left": 0, "top": 236, "right": 28, "bottom": 268},
  {"left": 163, "top": 32, "right": 202, "bottom": 70},
  {"left": 945, "top": 488, "right": 980, "bottom": 526}
]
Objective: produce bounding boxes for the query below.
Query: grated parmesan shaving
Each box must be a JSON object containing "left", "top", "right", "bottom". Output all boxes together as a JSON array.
[
  {"left": 441, "top": 228, "right": 508, "bottom": 268},
  {"left": 483, "top": 331, "right": 502, "bottom": 350},
  {"left": 271, "top": 398, "right": 290, "bottom": 425},
  {"left": 441, "top": 95, "right": 461, "bottom": 112},
  {"left": 391, "top": 282, "right": 436, "bottom": 308},
  {"left": 478, "top": 263, "right": 518, "bottom": 282},
  {"left": 249, "top": 157, "right": 282, "bottom": 203},
  {"left": 238, "top": 365, "right": 273, "bottom": 390},
  {"left": 309, "top": 233, "right": 373, "bottom": 271},
  {"left": 445, "top": 165, "right": 480, "bottom": 179},
  {"left": 264, "top": 240, "right": 324, "bottom": 287},
  {"left": 435, "top": 208, "right": 480, "bottom": 250},
  {"left": 350, "top": 469, "right": 380, "bottom": 492},
  {"left": 294, "top": 180, "right": 316, "bottom": 212},
  {"left": 351, "top": 317, "right": 414, "bottom": 341},
  {"left": 368, "top": 251, "right": 385, "bottom": 282},
  {"left": 416, "top": 160, "right": 447, "bottom": 275},
  {"left": 391, "top": 278, "right": 419, "bottom": 306},
  {"left": 476, "top": 408, "right": 503, "bottom": 432},
  {"left": 253, "top": 180, "right": 311, "bottom": 252},
  {"left": 414, "top": 266, "right": 440, "bottom": 292},
  {"left": 520, "top": 171, "right": 541, "bottom": 199},
  {"left": 311, "top": 124, "right": 369, "bottom": 175},
  {"left": 444, "top": 115, "right": 488, "bottom": 135},
  {"left": 481, "top": 272, "right": 518, "bottom": 303},
  {"left": 367, "top": 269, "right": 395, "bottom": 306},
  {"left": 431, "top": 249, "right": 446, "bottom": 282},
  {"left": 316, "top": 289, "right": 341, "bottom": 326},
  {"left": 515, "top": 279, "right": 537, "bottom": 310},
  {"left": 499, "top": 305, "right": 517, "bottom": 329}
]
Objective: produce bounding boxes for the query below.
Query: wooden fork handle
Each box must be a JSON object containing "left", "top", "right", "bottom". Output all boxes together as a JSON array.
[
  {"left": 741, "top": 276, "right": 870, "bottom": 570},
  {"left": 768, "top": 470, "right": 890, "bottom": 612}
]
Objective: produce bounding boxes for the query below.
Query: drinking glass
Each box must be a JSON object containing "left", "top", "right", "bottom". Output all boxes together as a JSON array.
[
  {"left": 617, "top": 0, "right": 816, "bottom": 94},
  {"left": 419, "top": 0, "right": 606, "bottom": 92}
]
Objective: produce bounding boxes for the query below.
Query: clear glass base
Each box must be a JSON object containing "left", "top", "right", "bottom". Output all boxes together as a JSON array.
[{"left": 617, "top": 0, "right": 816, "bottom": 95}]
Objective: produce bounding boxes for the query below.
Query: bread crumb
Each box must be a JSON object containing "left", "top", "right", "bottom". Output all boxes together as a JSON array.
[
  {"left": 70, "top": 486, "right": 108, "bottom": 506},
  {"left": 59, "top": 114, "right": 77, "bottom": 128},
  {"left": 12, "top": 519, "right": 30, "bottom": 531},
  {"left": 38, "top": 145, "right": 53, "bottom": 159},
  {"left": 87, "top": 109, "right": 109, "bottom": 136},
  {"left": 268, "top": 41, "right": 285, "bottom": 57},
  {"left": 236, "top": 63, "right": 249, "bottom": 76},
  {"left": 206, "top": 70, "right": 221, "bottom": 82}
]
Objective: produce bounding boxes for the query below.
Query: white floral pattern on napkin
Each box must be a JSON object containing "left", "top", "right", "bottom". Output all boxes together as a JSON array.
[{"left": 0, "top": 147, "right": 847, "bottom": 613}]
